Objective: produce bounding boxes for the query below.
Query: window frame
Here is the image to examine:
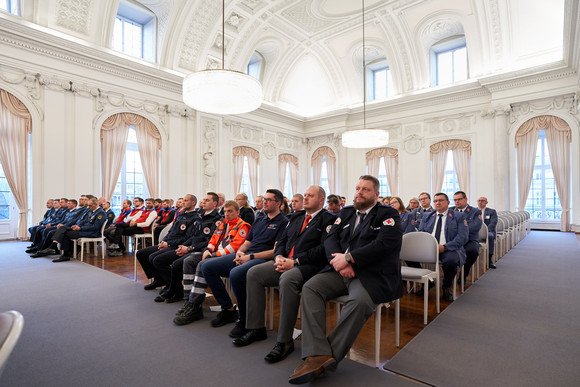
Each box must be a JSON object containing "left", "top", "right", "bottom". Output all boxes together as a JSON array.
[
  {"left": 247, "top": 51, "right": 264, "bottom": 81},
  {"left": 0, "top": 0, "right": 19, "bottom": 15},
  {"left": 114, "top": 0, "right": 157, "bottom": 62},
  {"left": 366, "top": 60, "right": 392, "bottom": 101},
  {"left": 430, "top": 36, "right": 468, "bottom": 86}
]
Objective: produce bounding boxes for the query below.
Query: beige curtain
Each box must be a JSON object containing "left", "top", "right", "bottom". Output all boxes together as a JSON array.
[
  {"left": 431, "top": 140, "right": 471, "bottom": 195},
  {"left": 279, "top": 154, "right": 299, "bottom": 194},
  {"left": 517, "top": 115, "right": 571, "bottom": 230},
  {"left": 366, "top": 153, "right": 381, "bottom": 177},
  {"left": 366, "top": 148, "right": 398, "bottom": 194},
  {"left": 384, "top": 154, "right": 399, "bottom": 195},
  {"left": 312, "top": 146, "right": 336, "bottom": 193},
  {"left": 0, "top": 89, "right": 31, "bottom": 239},
  {"left": 233, "top": 146, "right": 260, "bottom": 197},
  {"left": 101, "top": 113, "right": 161, "bottom": 199}
]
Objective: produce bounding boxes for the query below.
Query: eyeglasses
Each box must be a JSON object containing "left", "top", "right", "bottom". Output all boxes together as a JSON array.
[{"left": 262, "top": 198, "right": 276, "bottom": 203}]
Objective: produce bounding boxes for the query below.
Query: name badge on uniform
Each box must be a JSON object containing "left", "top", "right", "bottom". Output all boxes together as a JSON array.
[
  {"left": 486, "top": 215, "right": 490, "bottom": 219},
  {"left": 267, "top": 224, "right": 277, "bottom": 230}
]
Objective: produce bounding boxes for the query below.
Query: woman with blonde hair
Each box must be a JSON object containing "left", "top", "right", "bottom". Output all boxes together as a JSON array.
[{"left": 235, "top": 193, "right": 255, "bottom": 225}]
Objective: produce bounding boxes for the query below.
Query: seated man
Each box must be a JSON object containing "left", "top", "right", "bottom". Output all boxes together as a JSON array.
[
  {"left": 418, "top": 192, "right": 468, "bottom": 301},
  {"left": 27, "top": 198, "right": 55, "bottom": 249},
  {"left": 102, "top": 201, "right": 115, "bottom": 228},
  {"left": 451, "top": 191, "right": 482, "bottom": 280},
  {"left": 153, "top": 199, "right": 176, "bottom": 244},
  {"left": 51, "top": 198, "right": 107, "bottom": 262},
  {"left": 325, "top": 194, "right": 341, "bottom": 215},
  {"left": 173, "top": 200, "right": 251, "bottom": 325},
  {"left": 290, "top": 193, "right": 304, "bottom": 213},
  {"left": 477, "top": 196, "right": 498, "bottom": 269},
  {"left": 136, "top": 194, "right": 200, "bottom": 291},
  {"left": 30, "top": 199, "right": 85, "bottom": 257},
  {"left": 105, "top": 197, "right": 157, "bottom": 256},
  {"left": 27, "top": 198, "right": 61, "bottom": 251},
  {"left": 150, "top": 192, "right": 222, "bottom": 303},
  {"left": 234, "top": 186, "right": 336, "bottom": 365},
  {"left": 288, "top": 175, "right": 403, "bottom": 384},
  {"left": 181, "top": 189, "right": 288, "bottom": 338}
]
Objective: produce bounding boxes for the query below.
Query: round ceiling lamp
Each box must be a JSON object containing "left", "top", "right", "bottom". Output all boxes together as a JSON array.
[
  {"left": 182, "top": 1, "right": 263, "bottom": 115},
  {"left": 342, "top": 0, "right": 389, "bottom": 149}
]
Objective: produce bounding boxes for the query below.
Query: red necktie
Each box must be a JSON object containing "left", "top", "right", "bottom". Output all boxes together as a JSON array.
[{"left": 289, "top": 214, "right": 311, "bottom": 258}]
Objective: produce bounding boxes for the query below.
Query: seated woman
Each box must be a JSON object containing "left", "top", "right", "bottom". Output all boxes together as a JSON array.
[
  {"left": 389, "top": 196, "right": 417, "bottom": 234},
  {"left": 235, "top": 193, "right": 256, "bottom": 225}
]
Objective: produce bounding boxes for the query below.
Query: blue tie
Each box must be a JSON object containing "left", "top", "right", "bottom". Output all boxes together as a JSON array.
[
  {"left": 352, "top": 212, "right": 366, "bottom": 235},
  {"left": 434, "top": 214, "right": 443, "bottom": 243}
]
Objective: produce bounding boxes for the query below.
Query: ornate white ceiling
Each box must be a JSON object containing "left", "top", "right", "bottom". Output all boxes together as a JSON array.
[{"left": 10, "top": 0, "right": 569, "bottom": 117}]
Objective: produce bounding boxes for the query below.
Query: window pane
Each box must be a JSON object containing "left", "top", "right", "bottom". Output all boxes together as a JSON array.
[
  {"left": 112, "top": 17, "right": 123, "bottom": 51},
  {"left": 320, "top": 156, "right": 330, "bottom": 194},
  {"left": 283, "top": 163, "right": 292, "bottom": 198},
  {"left": 441, "top": 150, "right": 459, "bottom": 197},
  {"left": 373, "top": 68, "right": 388, "bottom": 100},
  {"left": 240, "top": 156, "right": 255, "bottom": 204},
  {"left": 0, "top": 165, "right": 10, "bottom": 220},
  {"left": 437, "top": 51, "right": 453, "bottom": 85},
  {"left": 377, "top": 157, "right": 390, "bottom": 196},
  {"left": 453, "top": 47, "right": 468, "bottom": 81}
]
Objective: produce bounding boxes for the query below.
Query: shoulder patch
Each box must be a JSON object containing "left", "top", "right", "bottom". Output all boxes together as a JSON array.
[
  {"left": 97, "top": 215, "right": 102, "bottom": 219},
  {"left": 180, "top": 224, "right": 186, "bottom": 231},
  {"left": 334, "top": 217, "right": 341, "bottom": 225},
  {"left": 326, "top": 225, "right": 332, "bottom": 233},
  {"left": 478, "top": 215, "right": 482, "bottom": 220},
  {"left": 216, "top": 220, "right": 222, "bottom": 227},
  {"left": 203, "top": 227, "right": 211, "bottom": 234},
  {"left": 383, "top": 218, "right": 395, "bottom": 226},
  {"left": 239, "top": 228, "right": 246, "bottom": 237}
]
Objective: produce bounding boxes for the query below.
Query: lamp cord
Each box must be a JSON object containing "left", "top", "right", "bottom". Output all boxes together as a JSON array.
[
  {"left": 222, "top": 0, "right": 225, "bottom": 70},
  {"left": 362, "top": 0, "right": 366, "bottom": 128}
]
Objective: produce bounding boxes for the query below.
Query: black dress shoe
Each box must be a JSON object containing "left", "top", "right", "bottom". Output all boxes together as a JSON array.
[
  {"left": 264, "top": 340, "right": 294, "bottom": 363},
  {"left": 232, "top": 327, "right": 267, "bottom": 347},
  {"left": 211, "top": 307, "right": 238, "bottom": 327},
  {"left": 165, "top": 294, "right": 183, "bottom": 304},
  {"left": 26, "top": 248, "right": 38, "bottom": 254},
  {"left": 443, "top": 287, "right": 453, "bottom": 302},
  {"left": 154, "top": 294, "right": 167, "bottom": 302},
  {"left": 489, "top": 262, "right": 497, "bottom": 269},
  {"left": 144, "top": 279, "right": 165, "bottom": 290},
  {"left": 52, "top": 256, "right": 71, "bottom": 263},
  {"left": 415, "top": 281, "right": 435, "bottom": 296},
  {"left": 229, "top": 319, "right": 247, "bottom": 338},
  {"left": 30, "top": 252, "right": 48, "bottom": 258}
]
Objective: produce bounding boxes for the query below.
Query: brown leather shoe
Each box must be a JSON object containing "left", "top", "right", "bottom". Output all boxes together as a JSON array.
[{"left": 288, "top": 355, "right": 337, "bottom": 384}]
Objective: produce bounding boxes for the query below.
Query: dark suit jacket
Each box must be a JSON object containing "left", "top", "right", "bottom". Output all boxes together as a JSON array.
[
  {"left": 419, "top": 210, "right": 468, "bottom": 265},
  {"left": 482, "top": 207, "right": 498, "bottom": 235},
  {"left": 274, "top": 209, "right": 336, "bottom": 281},
  {"left": 324, "top": 204, "right": 403, "bottom": 304}
]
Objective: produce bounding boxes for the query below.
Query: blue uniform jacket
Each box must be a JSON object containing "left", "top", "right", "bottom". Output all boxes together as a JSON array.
[
  {"left": 450, "top": 205, "right": 482, "bottom": 243},
  {"left": 40, "top": 208, "right": 56, "bottom": 225},
  {"left": 62, "top": 207, "right": 86, "bottom": 227},
  {"left": 50, "top": 208, "right": 69, "bottom": 225},
  {"left": 183, "top": 209, "right": 223, "bottom": 251},
  {"left": 104, "top": 209, "right": 115, "bottom": 227},
  {"left": 163, "top": 210, "right": 202, "bottom": 248},
  {"left": 419, "top": 210, "right": 469, "bottom": 265},
  {"left": 483, "top": 207, "right": 498, "bottom": 235},
  {"left": 400, "top": 212, "right": 418, "bottom": 234},
  {"left": 324, "top": 204, "right": 403, "bottom": 304},
  {"left": 77, "top": 208, "right": 107, "bottom": 237}
]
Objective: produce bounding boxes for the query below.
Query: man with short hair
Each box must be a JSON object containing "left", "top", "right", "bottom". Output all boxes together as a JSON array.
[
  {"left": 451, "top": 191, "right": 482, "bottom": 281},
  {"left": 26, "top": 199, "right": 56, "bottom": 250},
  {"left": 136, "top": 194, "right": 200, "bottom": 291},
  {"left": 106, "top": 198, "right": 157, "bottom": 256},
  {"left": 217, "top": 192, "right": 226, "bottom": 216},
  {"left": 175, "top": 198, "right": 184, "bottom": 213},
  {"left": 418, "top": 192, "right": 468, "bottom": 301},
  {"left": 235, "top": 186, "right": 336, "bottom": 364},
  {"left": 326, "top": 194, "right": 341, "bottom": 215},
  {"left": 288, "top": 176, "right": 403, "bottom": 384},
  {"left": 291, "top": 194, "right": 304, "bottom": 212},
  {"left": 27, "top": 198, "right": 69, "bottom": 254},
  {"left": 413, "top": 192, "right": 434, "bottom": 225},
  {"left": 184, "top": 189, "right": 288, "bottom": 337},
  {"left": 254, "top": 195, "right": 265, "bottom": 219},
  {"left": 97, "top": 197, "right": 106, "bottom": 207},
  {"left": 52, "top": 198, "right": 106, "bottom": 262},
  {"left": 102, "top": 201, "right": 115, "bottom": 227},
  {"left": 477, "top": 196, "right": 497, "bottom": 269},
  {"left": 340, "top": 196, "right": 346, "bottom": 207},
  {"left": 152, "top": 199, "right": 176, "bottom": 243}
]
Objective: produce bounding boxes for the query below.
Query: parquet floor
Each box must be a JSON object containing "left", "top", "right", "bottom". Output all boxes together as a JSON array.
[{"left": 82, "top": 244, "right": 487, "bottom": 368}]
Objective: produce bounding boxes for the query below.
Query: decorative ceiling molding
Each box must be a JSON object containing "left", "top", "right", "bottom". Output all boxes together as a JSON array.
[
  {"left": 55, "top": 0, "right": 93, "bottom": 35},
  {"left": 177, "top": 0, "right": 217, "bottom": 71}
]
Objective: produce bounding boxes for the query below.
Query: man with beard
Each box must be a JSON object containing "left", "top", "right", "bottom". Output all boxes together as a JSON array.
[{"left": 288, "top": 175, "right": 403, "bottom": 384}]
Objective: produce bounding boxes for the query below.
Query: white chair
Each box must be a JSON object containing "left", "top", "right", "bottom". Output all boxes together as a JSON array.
[
  {"left": 331, "top": 296, "right": 399, "bottom": 368},
  {"left": 477, "top": 222, "right": 489, "bottom": 274},
  {"left": 73, "top": 221, "right": 107, "bottom": 262},
  {"left": 0, "top": 310, "right": 24, "bottom": 378},
  {"left": 400, "top": 232, "right": 440, "bottom": 325},
  {"left": 134, "top": 223, "right": 171, "bottom": 282}
]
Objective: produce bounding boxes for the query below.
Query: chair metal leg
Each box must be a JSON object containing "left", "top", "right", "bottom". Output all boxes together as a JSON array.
[{"left": 375, "top": 304, "right": 381, "bottom": 368}]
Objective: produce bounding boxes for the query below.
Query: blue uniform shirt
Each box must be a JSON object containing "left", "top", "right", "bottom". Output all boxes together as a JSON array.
[{"left": 246, "top": 212, "right": 288, "bottom": 254}]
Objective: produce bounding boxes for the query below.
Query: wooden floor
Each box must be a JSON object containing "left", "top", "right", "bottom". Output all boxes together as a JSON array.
[{"left": 81, "top": 243, "right": 488, "bottom": 368}]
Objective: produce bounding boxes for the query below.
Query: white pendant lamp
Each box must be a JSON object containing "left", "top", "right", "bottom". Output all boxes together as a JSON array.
[
  {"left": 182, "top": 0, "right": 263, "bottom": 115},
  {"left": 342, "top": 0, "right": 389, "bottom": 148}
]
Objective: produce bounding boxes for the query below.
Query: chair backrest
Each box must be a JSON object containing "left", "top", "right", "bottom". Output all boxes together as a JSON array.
[
  {"left": 400, "top": 232, "right": 439, "bottom": 265},
  {"left": 0, "top": 310, "right": 24, "bottom": 378},
  {"left": 496, "top": 217, "right": 505, "bottom": 234},
  {"left": 158, "top": 223, "right": 172, "bottom": 242},
  {"left": 100, "top": 219, "right": 107, "bottom": 236},
  {"left": 478, "top": 222, "right": 488, "bottom": 243}
]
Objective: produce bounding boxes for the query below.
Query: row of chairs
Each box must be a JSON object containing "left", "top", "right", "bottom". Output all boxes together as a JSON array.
[{"left": 494, "top": 211, "right": 530, "bottom": 260}]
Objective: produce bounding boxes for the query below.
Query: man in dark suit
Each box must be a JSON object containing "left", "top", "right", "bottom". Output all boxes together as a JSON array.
[
  {"left": 288, "top": 175, "right": 403, "bottom": 384},
  {"left": 233, "top": 186, "right": 336, "bottom": 363},
  {"left": 477, "top": 196, "right": 498, "bottom": 269},
  {"left": 419, "top": 192, "right": 468, "bottom": 301},
  {"left": 451, "top": 191, "right": 482, "bottom": 280},
  {"left": 412, "top": 191, "right": 434, "bottom": 226}
]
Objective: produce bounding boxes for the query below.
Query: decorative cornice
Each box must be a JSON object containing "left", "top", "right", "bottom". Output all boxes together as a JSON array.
[{"left": 479, "top": 63, "right": 577, "bottom": 93}]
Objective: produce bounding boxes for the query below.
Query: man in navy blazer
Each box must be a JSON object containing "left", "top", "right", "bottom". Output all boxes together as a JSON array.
[
  {"left": 288, "top": 175, "right": 403, "bottom": 384},
  {"left": 419, "top": 192, "right": 468, "bottom": 301},
  {"left": 477, "top": 196, "right": 498, "bottom": 269},
  {"left": 451, "top": 191, "right": 482, "bottom": 280},
  {"left": 234, "top": 186, "right": 336, "bottom": 362}
]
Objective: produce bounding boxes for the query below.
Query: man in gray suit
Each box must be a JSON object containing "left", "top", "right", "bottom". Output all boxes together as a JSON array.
[
  {"left": 477, "top": 196, "right": 498, "bottom": 269},
  {"left": 288, "top": 175, "right": 403, "bottom": 384}
]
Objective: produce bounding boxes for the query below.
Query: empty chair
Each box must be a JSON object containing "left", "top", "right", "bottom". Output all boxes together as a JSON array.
[
  {"left": 478, "top": 222, "right": 489, "bottom": 274},
  {"left": 0, "top": 310, "right": 24, "bottom": 378},
  {"left": 400, "top": 232, "right": 440, "bottom": 324}
]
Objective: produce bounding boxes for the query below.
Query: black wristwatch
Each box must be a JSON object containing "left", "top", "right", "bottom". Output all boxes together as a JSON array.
[
  {"left": 345, "top": 253, "right": 352, "bottom": 263},
  {"left": 250, "top": 254, "right": 255, "bottom": 260}
]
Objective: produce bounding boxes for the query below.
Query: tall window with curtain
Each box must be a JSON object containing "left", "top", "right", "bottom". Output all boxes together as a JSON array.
[
  {"left": 430, "top": 140, "right": 471, "bottom": 199},
  {"left": 515, "top": 115, "right": 571, "bottom": 231},
  {"left": 311, "top": 146, "right": 336, "bottom": 194},
  {"left": 100, "top": 113, "right": 161, "bottom": 209},
  {"left": 0, "top": 89, "right": 31, "bottom": 239},
  {"left": 233, "top": 146, "right": 260, "bottom": 203},
  {"left": 278, "top": 154, "right": 298, "bottom": 198},
  {"left": 365, "top": 147, "right": 398, "bottom": 196}
]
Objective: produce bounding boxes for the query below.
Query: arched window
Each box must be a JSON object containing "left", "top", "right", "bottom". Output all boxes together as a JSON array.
[
  {"left": 233, "top": 146, "right": 260, "bottom": 204},
  {"left": 113, "top": 0, "right": 157, "bottom": 62},
  {"left": 100, "top": 113, "right": 161, "bottom": 213},
  {"left": 515, "top": 115, "right": 571, "bottom": 230},
  {"left": 0, "top": 0, "right": 19, "bottom": 15},
  {"left": 247, "top": 51, "right": 264, "bottom": 81},
  {"left": 279, "top": 154, "right": 298, "bottom": 198},
  {"left": 431, "top": 36, "right": 468, "bottom": 86},
  {"left": 366, "top": 147, "right": 398, "bottom": 196},
  {"left": 311, "top": 146, "right": 336, "bottom": 194},
  {"left": 367, "top": 60, "right": 393, "bottom": 101},
  {"left": 430, "top": 140, "right": 471, "bottom": 199}
]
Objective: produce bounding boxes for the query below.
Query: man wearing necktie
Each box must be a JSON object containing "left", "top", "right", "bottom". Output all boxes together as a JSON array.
[
  {"left": 477, "top": 196, "right": 498, "bottom": 269},
  {"left": 451, "top": 191, "right": 482, "bottom": 280},
  {"left": 418, "top": 193, "right": 469, "bottom": 301},
  {"left": 233, "top": 186, "right": 336, "bottom": 363},
  {"left": 288, "top": 175, "right": 403, "bottom": 384}
]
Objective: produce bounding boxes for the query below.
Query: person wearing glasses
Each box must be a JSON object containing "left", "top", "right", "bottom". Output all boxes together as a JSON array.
[
  {"left": 451, "top": 191, "right": 482, "bottom": 282},
  {"left": 477, "top": 196, "right": 497, "bottom": 269},
  {"left": 413, "top": 192, "right": 434, "bottom": 225},
  {"left": 418, "top": 192, "right": 469, "bottom": 301}
]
